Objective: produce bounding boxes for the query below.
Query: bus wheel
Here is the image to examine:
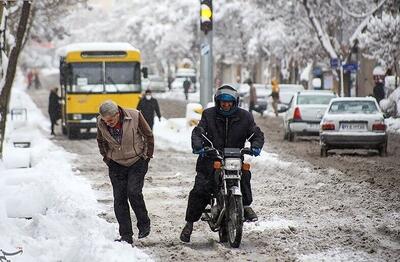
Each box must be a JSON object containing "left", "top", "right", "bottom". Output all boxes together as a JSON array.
[
  {"left": 62, "top": 126, "right": 67, "bottom": 135},
  {"left": 68, "top": 127, "right": 79, "bottom": 139}
]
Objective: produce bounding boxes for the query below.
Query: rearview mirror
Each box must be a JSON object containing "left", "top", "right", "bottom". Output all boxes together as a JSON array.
[{"left": 141, "top": 67, "right": 148, "bottom": 78}]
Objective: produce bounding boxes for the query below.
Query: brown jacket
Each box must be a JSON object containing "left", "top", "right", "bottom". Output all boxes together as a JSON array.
[{"left": 96, "top": 107, "right": 154, "bottom": 167}]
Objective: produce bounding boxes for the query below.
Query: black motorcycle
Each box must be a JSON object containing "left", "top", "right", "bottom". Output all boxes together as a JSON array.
[{"left": 200, "top": 134, "right": 253, "bottom": 248}]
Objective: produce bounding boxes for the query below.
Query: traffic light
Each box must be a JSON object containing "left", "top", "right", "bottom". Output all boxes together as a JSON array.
[{"left": 200, "top": 0, "right": 212, "bottom": 34}]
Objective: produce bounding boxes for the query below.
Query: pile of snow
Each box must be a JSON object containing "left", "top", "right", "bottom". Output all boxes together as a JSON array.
[
  {"left": 386, "top": 117, "right": 400, "bottom": 133},
  {"left": 380, "top": 86, "right": 400, "bottom": 119},
  {"left": 0, "top": 73, "right": 151, "bottom": 261}
]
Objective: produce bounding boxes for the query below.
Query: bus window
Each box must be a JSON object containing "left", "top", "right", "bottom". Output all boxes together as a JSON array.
[
  {"left": 71, "top": 63, "right": 103, "bottom": 93},
  {"left": 105, "top": 62, "right": 141, "bottom": 93}
]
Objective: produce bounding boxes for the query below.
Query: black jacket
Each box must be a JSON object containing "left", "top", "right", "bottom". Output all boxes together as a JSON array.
[
  {"left": 373, "top": 83, "right": 385, "bottom": 104},
  {"left": 48, "top": 91, "right": 61, "bottom": 121},
  {"left": 137, "top": 97, "right": 161, "bottom": 127},
  {"left": 192, "top": 107, "right": 264, "bottom": 173}
]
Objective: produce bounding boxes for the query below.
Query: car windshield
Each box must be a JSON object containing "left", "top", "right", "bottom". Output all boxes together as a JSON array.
[
  {"left": 329, "top": 101, "right": 378, "bottom": 114},
  {"left": 297, "top": 95, "right": 335, "bottom": 105}
]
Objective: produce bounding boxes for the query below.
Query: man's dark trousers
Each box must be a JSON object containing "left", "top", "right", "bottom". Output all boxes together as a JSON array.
[{"left": 109, "top": 158, "right": 150, "bottom": 239}]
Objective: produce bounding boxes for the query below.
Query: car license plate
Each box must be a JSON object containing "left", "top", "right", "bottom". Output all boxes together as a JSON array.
[
  {"left": 340, "top": 123, "right": 366, "bottom": 131},
  {"left": 308, "top": 123, "right": 320, "bottom": 129}
]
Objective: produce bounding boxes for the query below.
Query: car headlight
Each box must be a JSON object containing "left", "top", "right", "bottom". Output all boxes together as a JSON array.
[
  {"left": 73, "top": 114, "right": 82, "bottom": 120},
  {"left": 224, "top": 158, "right": 242, "bottom": 171}
]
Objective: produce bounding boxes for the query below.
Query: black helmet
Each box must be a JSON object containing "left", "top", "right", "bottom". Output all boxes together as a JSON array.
[{"left": 214, "top": 84, "right": 239, "bottom": 116}]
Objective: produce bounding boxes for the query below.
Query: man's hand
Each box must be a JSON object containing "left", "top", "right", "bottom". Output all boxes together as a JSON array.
[
  {"left": 251, "top": 148, "right": 261, "bottom": 157},
  {"left": 103, "top": 156, "right": 110, "bottom": 166},
  {"left": 158, "top": 117, "right": 162, "bottom": 122},
  {"left": 193, "top": 148, "right": 205, "bottom": 157}
]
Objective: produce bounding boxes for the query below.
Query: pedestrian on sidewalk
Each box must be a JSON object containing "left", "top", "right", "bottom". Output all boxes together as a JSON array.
[
  {"left": 270, "top": 78, "right": 280, "bottom": 117},
  {"left": 33, "top": 69, "right": 41, "bottom": 89},
  {"left": 246, "top": 79, "right": 257, "bottom": 114},
  {"left": 183, "top": 77, "right": 191, "bottom": 100},
  {"left": 27, "top": 69, "right": 33, "bottom": 89},
  {"left": 48, "top": 87, "right": 61, "bottom": 135},
  {"left": 96, "top": 100, "right": 154, "bottom": 245},
  {"left": 137, "top": 89, "right": 162, "bottom": 130}
]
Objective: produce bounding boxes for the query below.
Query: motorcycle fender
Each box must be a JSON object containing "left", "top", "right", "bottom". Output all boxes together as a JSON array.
[{"left": 230, "top": 186, "right": 242, "bottom": 196}]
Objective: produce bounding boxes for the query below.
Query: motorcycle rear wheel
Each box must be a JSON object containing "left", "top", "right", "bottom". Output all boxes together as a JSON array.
[{"left": 227, "top": 194, "right": 243, "bottom": 248}]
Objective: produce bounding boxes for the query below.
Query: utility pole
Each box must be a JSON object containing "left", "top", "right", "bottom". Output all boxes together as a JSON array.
[{"left": 200, "top": 0, "right": 213, "bottom": 107}]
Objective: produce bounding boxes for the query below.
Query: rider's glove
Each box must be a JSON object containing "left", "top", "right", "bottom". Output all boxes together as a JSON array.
[
  {"left": 193, "top": 148, "right": 205, "bottom": 157},
  {"left": 251, "top": 148, "right": 261, "bottom": 157}
]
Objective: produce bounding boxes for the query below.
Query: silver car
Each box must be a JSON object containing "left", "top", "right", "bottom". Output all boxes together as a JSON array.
[
  {"left": 319, "top": 97, "right": 388, "bottom": 157},
  {"left": 143, "top": 75, "right": 167, "bottom": 92},
  {"left": 283, "top": 90, "right": 336, "bottom": 141}
]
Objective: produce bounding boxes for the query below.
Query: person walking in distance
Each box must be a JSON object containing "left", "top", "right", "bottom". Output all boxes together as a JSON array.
[
  {"left": 247, "top": 79, "right": 257, "bottom": 114},
  {"left": 270, "top": 78, "right": 280, "bottom": 117},
  {"left": 96, "top": 100, "right": 154, "bottom": 245},
  {"left": 48, "top": 87, "right": 61, "bottom": 135},
  {"left": 183, "top": 77, "right": 191, "bottom": 101},
  {"left": 137, "top": 89, "right": 162, "bottom": 130}
]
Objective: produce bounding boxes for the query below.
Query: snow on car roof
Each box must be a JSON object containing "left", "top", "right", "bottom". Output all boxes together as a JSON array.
[
  {"left": 331, "top": 96, "right": 377, "bottom": 102},
  {"left": 297, "top": 90, "right": 336, "bottom": 96},
  {"left": 57, "top": 42, "right": 139, "bottom": 56}
]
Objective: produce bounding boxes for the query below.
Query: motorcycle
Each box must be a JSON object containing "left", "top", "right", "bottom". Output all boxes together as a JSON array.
[{"left": 200, "top": 134, "right": 253, "bottom": 248}]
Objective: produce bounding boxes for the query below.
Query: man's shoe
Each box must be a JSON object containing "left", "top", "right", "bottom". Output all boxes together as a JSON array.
[
  {"left": 138, "top": 226, "right": 150, "bottom": 239},
  {"left": 180, "top": 222, "right": 193, "bottom": 243},
  {"left": 114, "top": 236, "right": 133, "bottom": 244},
  {"left": 244, "top": 206, "right": 258, "bottom": 222}
]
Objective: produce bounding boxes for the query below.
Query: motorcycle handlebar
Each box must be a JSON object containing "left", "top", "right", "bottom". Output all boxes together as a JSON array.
[{"left": 240, "top": 147, "right": 252, "bottom": 156}]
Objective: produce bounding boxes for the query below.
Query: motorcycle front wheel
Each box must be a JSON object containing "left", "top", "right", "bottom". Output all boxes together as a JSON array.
[{"left": 227, "top": 194, "right": 243, "bottom": 248}]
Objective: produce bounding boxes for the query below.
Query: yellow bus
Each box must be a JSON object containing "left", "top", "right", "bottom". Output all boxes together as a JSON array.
[{"left": 59, "top": 42, "right": 146, "bottom": 139}]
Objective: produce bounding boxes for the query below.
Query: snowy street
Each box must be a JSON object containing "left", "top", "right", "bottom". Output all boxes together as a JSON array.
[
  {"left": 0, "top": 1, "right": 400, "bottom": 261},
  {"left": 20, "top": 81, "right": 400, "bottom": 261}
]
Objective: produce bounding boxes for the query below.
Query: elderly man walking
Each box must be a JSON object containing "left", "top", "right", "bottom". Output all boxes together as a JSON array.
[{"left": 96, "top": 100, "right": 154, "bottom": 244}]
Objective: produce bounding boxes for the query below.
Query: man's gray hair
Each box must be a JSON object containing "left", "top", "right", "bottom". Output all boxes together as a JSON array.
[{"left": 99, "top": 100, "right": 119, "bottom": 117}]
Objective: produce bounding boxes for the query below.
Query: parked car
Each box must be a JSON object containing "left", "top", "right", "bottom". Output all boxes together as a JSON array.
[
  {"left": 147, "top": 75, "right": 167, "bottom": 92},
  {"left": 241, "top": 84, "right": 268, "bottom": 114},
  {"left": 266, "top": 84, "right": 304, "bottom": 112},
  {"left": 283, "top": 90, "right": 337, "bottom": 141},
  {"left": 319, "top": 97, "right": 388, "bottom": 157}
]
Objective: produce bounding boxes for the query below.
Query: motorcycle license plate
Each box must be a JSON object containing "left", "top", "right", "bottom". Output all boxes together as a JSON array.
[{"left": 224, "top": 174, "right": 240, "bottom": 179}]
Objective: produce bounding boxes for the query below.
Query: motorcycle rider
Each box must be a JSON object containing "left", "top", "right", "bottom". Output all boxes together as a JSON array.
[{"left": 180, "top": 84, "right": 265, "bottom": 243}]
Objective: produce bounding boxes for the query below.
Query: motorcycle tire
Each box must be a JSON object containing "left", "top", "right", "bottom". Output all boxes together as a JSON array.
[
  {"left": 218, "top": 223, "right": 228, "bottom": 243},
  {"left": 227, "top": 194, "right": 243, "bottom": 248}
]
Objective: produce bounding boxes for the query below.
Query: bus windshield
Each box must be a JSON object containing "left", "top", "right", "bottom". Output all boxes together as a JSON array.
[
  {"left": 69, "top": 62, "right": 141, "bottom": 93},
  {"left": 105, "top": 62, "right": 141, "bottom": 93}
]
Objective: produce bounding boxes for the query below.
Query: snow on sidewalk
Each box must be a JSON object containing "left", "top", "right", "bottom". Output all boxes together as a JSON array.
[{"left": 0, "top": 74, "right": 151, "bottom": 262}]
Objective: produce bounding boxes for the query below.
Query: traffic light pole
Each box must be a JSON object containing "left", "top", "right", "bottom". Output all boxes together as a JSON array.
[{"left": 200, "top": 31, "right": 213, "bottom": 107}]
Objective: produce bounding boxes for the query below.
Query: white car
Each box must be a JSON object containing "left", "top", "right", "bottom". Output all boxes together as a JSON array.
[
  {"left": 283, "top": 90, "right": 337, "bottom": 141},
  {"left": 319, "top": 97, "right": 388, "bottom": 157},
  {"left": 241, "top": 84, "right": 268, "bottom": 113},
  {"left": 266, "top": 84, "right": 304, "bottom": 112},
  {"left": 147, "top": 75, "right": 167, "bottom": 92}
]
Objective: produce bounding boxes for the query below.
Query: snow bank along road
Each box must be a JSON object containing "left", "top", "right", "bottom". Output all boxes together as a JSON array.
[{"left": 28, "top": 87, "right": 400, "bottom": 261}]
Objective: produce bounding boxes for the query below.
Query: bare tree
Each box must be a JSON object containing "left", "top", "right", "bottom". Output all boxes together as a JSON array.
[{"left": 0, "top": 1, "right": 31, "bottom": 158}]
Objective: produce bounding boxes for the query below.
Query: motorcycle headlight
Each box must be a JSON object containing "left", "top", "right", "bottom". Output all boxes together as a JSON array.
[
  {"left": 73, "top": 114, "right": 82, "bottom": 120},
  {"left": 224, "top": 158, "right": 242, "bottom": 171}
]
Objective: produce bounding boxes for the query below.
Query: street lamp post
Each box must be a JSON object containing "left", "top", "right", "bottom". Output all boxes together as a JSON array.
[{"left": 200, "top": 0, "right": 213, "bottom": 107}]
